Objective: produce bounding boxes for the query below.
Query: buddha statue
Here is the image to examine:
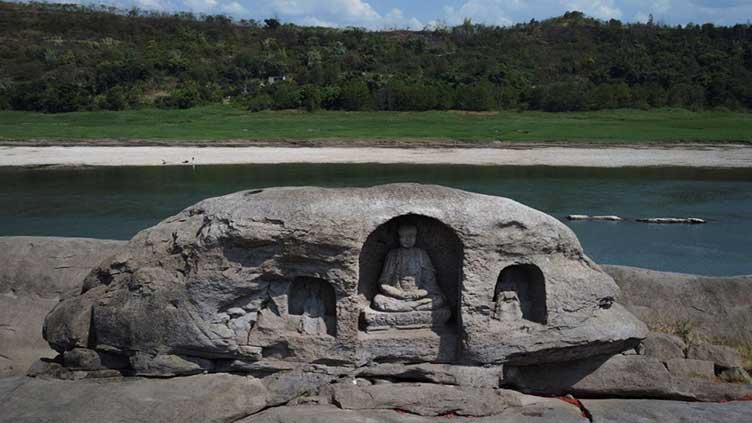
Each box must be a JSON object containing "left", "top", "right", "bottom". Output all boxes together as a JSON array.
[{"left": 362, "top": 224, "right": 451, "bottom": 331}]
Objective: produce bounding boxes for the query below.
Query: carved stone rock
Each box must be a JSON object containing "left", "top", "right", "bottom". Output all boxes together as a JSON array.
[{"left": 43, "top": 184, "right": 646, "bottom": 375}]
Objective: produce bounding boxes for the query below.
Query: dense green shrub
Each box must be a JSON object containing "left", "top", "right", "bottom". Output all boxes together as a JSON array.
[{"left": 245, "top": 94, "right": 273, "bottom": 112}]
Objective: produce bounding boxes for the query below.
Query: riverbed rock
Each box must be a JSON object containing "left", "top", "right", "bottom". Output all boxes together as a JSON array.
[
  {"left": 666, "top": 358, "right": 715, "bottom": 380},
  {"left": 604, "top": 265, "right": 752, "bottom": 346},
  {"left": 330, "top": 382, "right": 564, "bottom": 417},
  {"left": 355, "top": 362, "right": 503, "bottom": 387},
  {"left": 0, "top": 236, "right": 126, "bottom": 377},
  {"left": 582, "top": 399, "right": 752, "bottom": 423},
  {"left": 640, "top": 332, "right": 687, "bottom": 362},
  {"left": 43, "top": 184, "right": 646, "bottom": 375},
  {"left": 504, "top": 354, "right": 752, "bottom": 401},
  {"left": 688, "top": 343, "right": 744, "bottom": 369},
  {"left": 0, "top": 374, "right": 269, "bottom": 423},
  {"left": 237, "top": 403, "right": 589, "bottom": 423}
]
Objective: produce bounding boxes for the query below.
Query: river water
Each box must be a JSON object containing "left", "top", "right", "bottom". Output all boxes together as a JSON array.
[{"left": 1, "top": 164, "right": 750, "bottom": 276}]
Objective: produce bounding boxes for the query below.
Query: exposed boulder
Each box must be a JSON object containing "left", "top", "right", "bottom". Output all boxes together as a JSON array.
[
  {"left": 0, "top": 237, "right": 126, "bottom": 377},
  {"left": 604, "top": 265, "right": 752, "bottom": 346},
  {"left": 44, "top": 184, "right": 646, "bottom": 375}
]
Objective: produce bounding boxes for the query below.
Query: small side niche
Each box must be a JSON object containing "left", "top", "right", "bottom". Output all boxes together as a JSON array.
[
  {"left": 493, "top": 264, "right": 547, "bottom": 324},
  {"left": 287, "top": 277, "right": 336, "bottom": 336}
]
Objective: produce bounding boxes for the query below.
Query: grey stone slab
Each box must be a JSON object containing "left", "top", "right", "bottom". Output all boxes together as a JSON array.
[{"left": 583, "top": 399, "right": 752, "bottom": 423}]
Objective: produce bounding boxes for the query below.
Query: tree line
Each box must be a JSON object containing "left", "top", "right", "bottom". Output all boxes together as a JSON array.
[{"left": 1, "top": 2, "right": 751, "bottom": 113}]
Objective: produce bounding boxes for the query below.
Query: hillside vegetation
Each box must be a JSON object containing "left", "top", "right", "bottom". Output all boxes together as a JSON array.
[{"left": 1, "top": 1, "right": 751, "bottom": 114}]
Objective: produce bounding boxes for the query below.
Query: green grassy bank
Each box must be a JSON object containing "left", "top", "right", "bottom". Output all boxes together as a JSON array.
[{"left": 1, "top": 106, "right": 751, "bottom": 144}]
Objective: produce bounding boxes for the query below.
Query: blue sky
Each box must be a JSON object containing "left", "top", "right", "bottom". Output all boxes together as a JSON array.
[{"left": 50, "top": 0, "right": 752, "bottom": 28}]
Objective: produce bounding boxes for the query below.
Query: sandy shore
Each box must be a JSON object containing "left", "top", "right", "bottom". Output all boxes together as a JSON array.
[{"left": 1, "top": 144, "right": 752, "bottom": 168}]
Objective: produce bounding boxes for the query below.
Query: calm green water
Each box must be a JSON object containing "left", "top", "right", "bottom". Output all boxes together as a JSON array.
[{"left": 1, "top": 164, "right": 750, "bottom": 276}]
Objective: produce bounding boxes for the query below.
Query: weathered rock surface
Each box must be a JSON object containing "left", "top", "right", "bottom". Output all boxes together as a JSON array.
[
  {"left": 44, "top": 184, "right": 646, "bottom": 375},
  {"left": 604, "top": 265, "right": 752, "bottom": 345},
  {"left": 688, "top": 343, "right": 744, "bottom": 369},
  {"left": 237, "top": 403, "right": 589, "bottom": 423},
  {"left": 666, "top": 358, "right": 715, "bottom": 380},
  {"left": 640, "top": 332, "right": 687, "bottom": 362},
  {"left": 0, "top": 374, "right": 269, "bottom": 423},
  {"left": 0, "top": 237, "right": 126, "bottom": 377},
  {"left": 331, "top": 382, "right": 551, "bottom": 417},
  {"left": 583, "top": 399, "right": 752, "bottom": 423},
  {"left": 504, "top": 354, "right": 752, "bottom": 401},
  {"left": 355, "top": 362, "right": 503, "bottom": 387}
]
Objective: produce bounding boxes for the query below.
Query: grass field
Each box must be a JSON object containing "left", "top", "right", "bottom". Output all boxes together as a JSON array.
[{"left": 1, "top": 106, "right": 751, "bottom": 144}]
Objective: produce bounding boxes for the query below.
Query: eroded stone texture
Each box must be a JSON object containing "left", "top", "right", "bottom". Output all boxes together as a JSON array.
[
  {"left": 504, "top": 354, "right": 752, "bottom": 401},
  {"left": 604, "top": 265, "right": 752, "bottom": 345},
  {"left": 44, "top": 184, "right": 646, "bottom": 375},
  {"left": 583, "top": 399, "right": 752, "bottom": 423},
  {"left": 639, "top": 332, "right": 687, "bottom": 363},
  {"left": 0, "top": 237, "right": 126, "bottom": 377}
]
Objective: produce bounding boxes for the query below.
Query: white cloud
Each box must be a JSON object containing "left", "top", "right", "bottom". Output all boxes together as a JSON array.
[
  {"left": 134, "top": 0, "right": 171, "bottom": 10},
  {"left": 383, "top": 8, "right": 423, "bottom": 29},
  {"left": 267, "top": 0, "right": 381, "bottom": 25},
  {"left": 220, "top": 1, "right": 248, "bottom": 15},
  {"left": 185, "top": 0, "right": 217, "bottom": 12},
  {"left": 301, "top": 16, "right": 338, "bottom": 27}
]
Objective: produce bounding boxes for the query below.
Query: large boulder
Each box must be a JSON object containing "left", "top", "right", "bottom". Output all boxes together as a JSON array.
[
  {"left": 0, "top": 237, "right": 126, "bottom": 377},
  {"left": 604, "top": 265, "right": 752, "bottom": 346},
  {"left": 44, "top": 184, "right": 646, "bottom": 375}
]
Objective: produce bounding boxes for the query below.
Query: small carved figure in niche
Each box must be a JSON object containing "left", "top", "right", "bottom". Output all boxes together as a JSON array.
[
  {"left": 494, "top": 290, "right": 523, "bottom": 321},
  {"left": 287, "top": 277, "right": 336, "bottom": 336},
  {"left": 299, "top": 283, "right": 327, "bottom": 335},
  {"left": 362, "top": 224, "right": 451, "bottom": 331},
  {"left": 372, "top": 225, "right": 447, "bottom": 312}
]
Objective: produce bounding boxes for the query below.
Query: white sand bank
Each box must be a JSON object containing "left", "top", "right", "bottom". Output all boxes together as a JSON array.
[{"left": 1, "top": 145, "right": 751, "bottom": 168}]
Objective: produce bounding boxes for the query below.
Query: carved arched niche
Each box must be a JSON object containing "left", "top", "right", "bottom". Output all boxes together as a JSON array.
[
  {"left": 286, "top": 277, "right": 337, "bottom": 336},
  {"left": 358, "top": 214, "right": 463, "bottom": 333},
  {"left": 492, "top": 264, "right": 547, "bottom": 324}
]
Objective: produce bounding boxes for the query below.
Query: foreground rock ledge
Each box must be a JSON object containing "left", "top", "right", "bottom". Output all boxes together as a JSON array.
[{"left": 43, "top": 184, "right": 646, "bottom": 375}]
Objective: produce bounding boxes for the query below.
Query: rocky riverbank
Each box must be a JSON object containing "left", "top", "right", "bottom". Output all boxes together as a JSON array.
[{"left": 1, "top": 224, "right": 751, "bottom": 420}]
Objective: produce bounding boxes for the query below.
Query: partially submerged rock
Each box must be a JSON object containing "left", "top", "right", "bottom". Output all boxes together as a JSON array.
[
  {"left": 636, "top": 217, "right": 706, "bottom": 224},
  {"left": 567, "top": 215, "right": 623, "bottom": 222},
  {"left": 43, "top": 184, "right": 646, "bottom": 376}
]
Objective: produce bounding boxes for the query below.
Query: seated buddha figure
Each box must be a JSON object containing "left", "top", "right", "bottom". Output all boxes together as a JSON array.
[{"left": 363, "top": 224, "right": 451, "bottom": 331}]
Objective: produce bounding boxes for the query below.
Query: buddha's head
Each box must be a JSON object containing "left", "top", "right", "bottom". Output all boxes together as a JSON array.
[{"left": 397, "top": 225, "right": 417, "bottom": 248}]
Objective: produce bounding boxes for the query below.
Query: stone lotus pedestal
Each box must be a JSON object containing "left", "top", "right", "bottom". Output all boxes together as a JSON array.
[{"left": 361, "top": 305, "right": 452, "bottom": 332}]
